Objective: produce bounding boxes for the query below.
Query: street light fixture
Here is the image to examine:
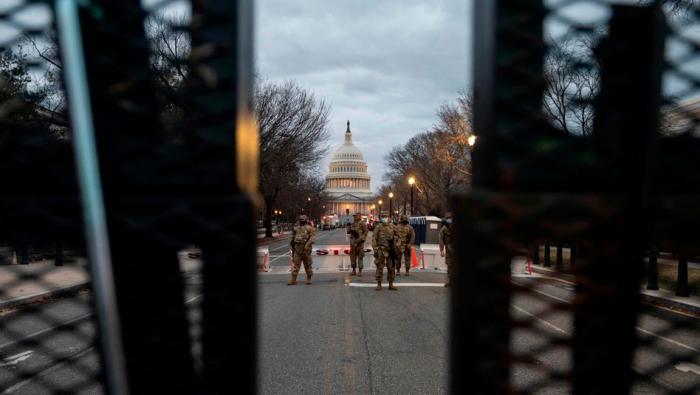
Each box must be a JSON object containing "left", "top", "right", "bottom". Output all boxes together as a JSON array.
[
  {"left": 468, "top": 135, "right": 477, "bottom": 147},
  {"left": 389, "top": 192, "right": 394, "bottom": 222},
  {"left": 378, "top": 200, "right": 383, "bottom": 217},
  {"left": 408, "top": 177, "right": 415, "bottom": 216}
]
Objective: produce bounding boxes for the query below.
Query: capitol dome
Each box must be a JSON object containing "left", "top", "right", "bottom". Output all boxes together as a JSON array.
[{"left": 324, "top": 121, "right": 374, "bottom": 220}]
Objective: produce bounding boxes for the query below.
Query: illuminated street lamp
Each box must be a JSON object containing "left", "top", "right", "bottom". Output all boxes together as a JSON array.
[
  {"left": 408, "top": 177, "right": 415, "bottom": 215},
  {"left": 378, "top": 200, "right": 383, "bottom": 217},
  {"left": 389, "top": 192, "right": 394, "bottom": 222},
  {"left": 468, "top": 135, "right": 477, "bottom": 147}
]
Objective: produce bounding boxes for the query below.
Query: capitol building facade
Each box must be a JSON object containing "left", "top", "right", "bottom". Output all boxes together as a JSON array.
[{"left": 324, "top": 121, "right": 374, "bottom": 220}]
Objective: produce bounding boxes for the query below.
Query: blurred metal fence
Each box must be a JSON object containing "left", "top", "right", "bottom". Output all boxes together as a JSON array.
[
  {"left": 0, "top": 0, "right": 256, "bottom": 393},
  {"left": 454, "top": 0, "right": 699, "bottom": 394}
]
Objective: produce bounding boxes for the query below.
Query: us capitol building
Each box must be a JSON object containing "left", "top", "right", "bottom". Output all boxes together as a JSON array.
[{"left": 324, "top": 121, "right": 374, "bottom": 222}]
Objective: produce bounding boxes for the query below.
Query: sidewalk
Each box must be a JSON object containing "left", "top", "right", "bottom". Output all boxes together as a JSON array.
[
  {"left": 0, "top": 260, "right": 91, "bottom": 310},
  {"left": 531, "top": 265, "right": 700, "bottom": 315},
  {"left": 257, "top": 232, "right": 292, "bottom": 246}
]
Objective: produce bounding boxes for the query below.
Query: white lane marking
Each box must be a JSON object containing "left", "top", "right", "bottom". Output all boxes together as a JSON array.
[
  {"left": 185, "top": 294, "right": 202, "bottom": 304},
  {"left": 636, "top": 327, "right": 699, "bottom": 353},
  {"left": 513, "top": 302, "right": 682, "bottom": 392},
  {"left": 675, "top": 362, "right": 700, "bottom": 376},
  {"left": 0, "top": 351, "right": 34, "bottom": 367},
  {"left": 516, "top": 282, "right": 700, "bottom": 353},
  {"left": 528, "top": 288, "right": 571, "bottom": 304},
  {"left": 0, "top": 314, "right": 94, "bottom": 350},
  {"left": 510, "top": 304, "right": 570, "bottom": 335},
  {"left": 632, "top": 366, "right": 682, "bottom": 392},
  {"left": 348, "top": 283, "right": 445, "bottom": 288},
  {"left": 0, "top": 347, "right": 93, "bottom": 394}
]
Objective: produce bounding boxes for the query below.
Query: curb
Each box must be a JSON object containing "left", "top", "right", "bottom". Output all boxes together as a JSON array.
[
  {"left": 640, "top": 292, "right": 700, "bottom": 315},
  {"left": 530, "top": 266, "right": 700, "bottom": 315},
  {"left": 0, "top": 282, "right": 92, "bottom": 311}
]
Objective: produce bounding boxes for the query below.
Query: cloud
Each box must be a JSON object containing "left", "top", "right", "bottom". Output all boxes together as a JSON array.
[{"left": 256, "top": 0, "right": 472, "bottom": 192}]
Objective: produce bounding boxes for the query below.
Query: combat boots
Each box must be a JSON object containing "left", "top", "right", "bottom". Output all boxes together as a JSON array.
[
  {"left": 388, "top": 282, "right": 398, "bottom": 291},
  {"left": 351, "top": 269, "right": 356, "bottom": 276},
  {"left": 306, "top": 275, "right": 313, "bottom": 285},
  {"left": 358, "top": 269, "right": 363, "bottom": 276},
  {"left": 396, "top": 268, "right": 400, "bottom": 275},
  {"left": 287, "top": 275, "right": 298, "bottom": 286},
  {"left": 375, "top": 281, "right": 382, "bottom": 291},
  {"left": 405, "top": 269, "right": 410, "bottom": 276}
]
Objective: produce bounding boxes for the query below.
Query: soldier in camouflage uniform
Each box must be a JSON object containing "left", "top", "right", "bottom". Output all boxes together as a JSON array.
[
  {"left": 372, "top": 211, "right": 398, "bottom": 291},
  {"left": 394, "top": 214, "right": 416, "bottom": 276},
  {"left": 347, "top": 212, "right": 368, "bottom": 276},
  {"left": 439, "top": 212, "right": 453, "bottom": 287},
  {"left": 287, "top": 214, "right": 316, "bottom": 286}
]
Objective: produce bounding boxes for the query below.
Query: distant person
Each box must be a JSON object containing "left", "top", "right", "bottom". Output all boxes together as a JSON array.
[
  {"left": 347, "top": 212, "right": 368, "bottom": 276},
  {"left": 372, "top": 211, "right": 398, "bottom": 291},
  {"left": 287, "top": 214, "right": 315, "bottom": 286},
  {"left": 439, "top": 212, "right": 453, "bottom": 287},
  {"left": 394, "top": 215, "right": 416, "bottom": 276}
]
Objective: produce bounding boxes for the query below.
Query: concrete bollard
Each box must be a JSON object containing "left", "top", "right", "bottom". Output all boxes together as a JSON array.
[
  {"left": 646, "top": 246, "right": 659, "bottom": 290},
  {"left": 676, "top": 255, "right": 689, "bottom": 297}
]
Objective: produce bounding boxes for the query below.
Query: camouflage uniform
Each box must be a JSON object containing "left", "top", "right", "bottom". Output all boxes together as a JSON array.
[
  {"left": 372, "top": 212, "right": 398, "bottom": 290},
  {"left": 348, "top": 213, "right": 368, "bottom": 275},
  {"left": 288, "top": 215, "right": 315, "bottom": 285},
  {"left": 439, "top": 212, "right": 453, "bottom": 287},
  {"left": 394, "top": 215, "right": 416, "bottom": 275}
]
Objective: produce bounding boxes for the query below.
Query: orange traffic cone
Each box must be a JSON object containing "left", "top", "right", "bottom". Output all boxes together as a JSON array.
[{"left": 411, "top": 247, "right": 419, "bottom": 268}]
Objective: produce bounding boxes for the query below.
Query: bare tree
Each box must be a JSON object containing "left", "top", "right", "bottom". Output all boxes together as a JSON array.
[
  {"left": 430, "top": 88, "right": 474, "bottom": 179},
  {"left": 638, "top": 0, "right": 699, "bottom": 22},
  {"left": 543, "top": 32, "right": 600, "bottom": 136},
  {"left": 256, "top": 78, "right": 332, "bottom": 237},
  {"left": 383, "top": 132, "right": 466, "bottom": 217}
]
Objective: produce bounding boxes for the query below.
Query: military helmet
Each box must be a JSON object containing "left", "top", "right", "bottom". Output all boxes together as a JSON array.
[
  {"left": 400, "top": 214, "right": 409, "bottom": 221},
  {"left": 444, "top": 212, "right": 452, "bottom": 219},
  {"left": 354, "top": 212, "right": 362, "bottom": 217},
  {"left": 298, "top": 214, "right": 308, "bottom": 221},
  {"left": 380, "top": 211, "right": 390, "bottom": 217}
]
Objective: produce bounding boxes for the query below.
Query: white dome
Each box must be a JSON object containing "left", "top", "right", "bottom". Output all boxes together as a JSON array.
[
  {"left": 323, "top": 121, "right": 374, "bottom": 217},
  {"left": 331, "top": 144, "right": 365, "bottom": 161}
]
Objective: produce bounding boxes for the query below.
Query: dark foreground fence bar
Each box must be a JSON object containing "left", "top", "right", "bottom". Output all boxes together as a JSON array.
[{"left": 453, "top": 1, "right": 697, "bottom": 394}]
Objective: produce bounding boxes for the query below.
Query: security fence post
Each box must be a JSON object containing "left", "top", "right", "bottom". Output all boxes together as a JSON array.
[{"left": 572, "top": 4, "right": 665, "bottom": 393}]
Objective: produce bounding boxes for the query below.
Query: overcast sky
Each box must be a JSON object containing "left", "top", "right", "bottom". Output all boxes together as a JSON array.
[{"left": 255, "top": 0, "right": 472, "bottom": 192}]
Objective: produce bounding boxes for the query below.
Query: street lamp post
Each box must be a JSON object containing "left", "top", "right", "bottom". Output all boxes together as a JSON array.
[
  {"left": 408, "top": 177, "right": 415, "bottom": 216},
  {"left": 371, "top": 204, "right": 375, "bottom": 219},
  {"left": 389, "top": 192, "right": 394, "bottom": 222},
  {"left": 378, "top": 200, "right": 383, "bottom": 217}
]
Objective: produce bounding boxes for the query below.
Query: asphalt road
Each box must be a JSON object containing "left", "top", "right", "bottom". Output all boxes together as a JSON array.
[{"left": 0, "top": 227, "right": 697, "bottom": 394}]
